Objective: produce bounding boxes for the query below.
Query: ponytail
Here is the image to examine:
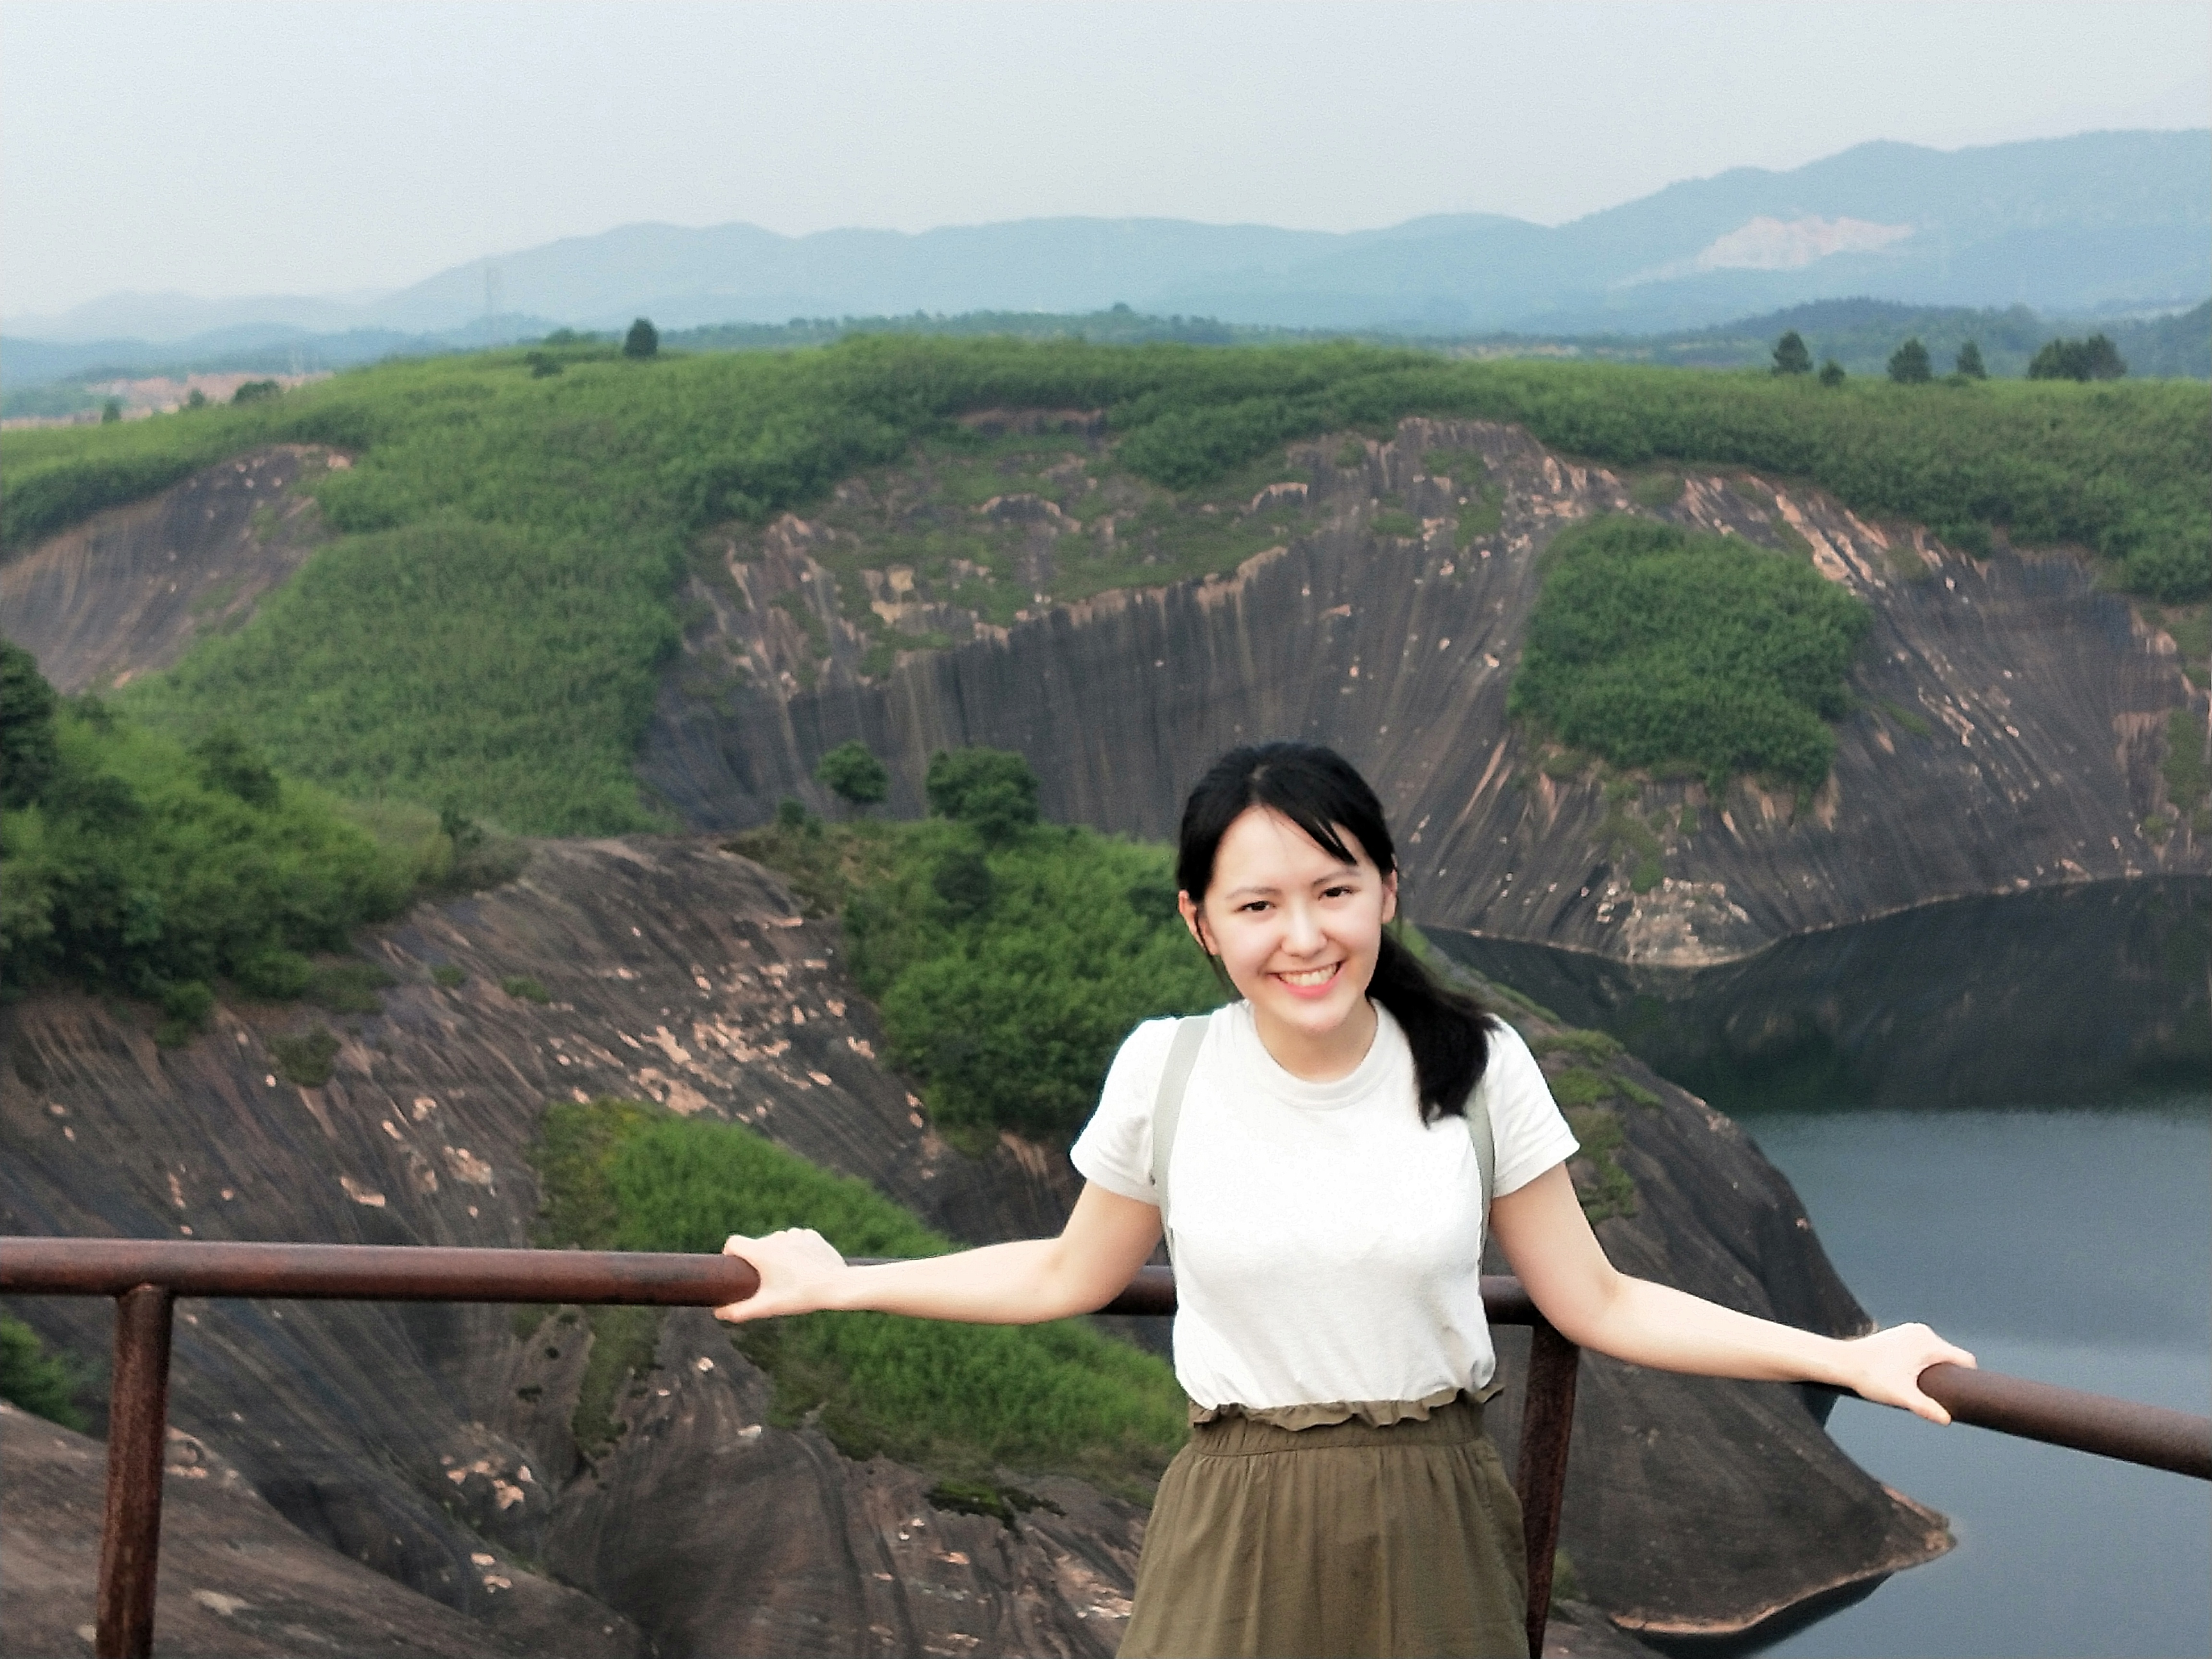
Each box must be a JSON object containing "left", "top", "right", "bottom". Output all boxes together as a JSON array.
[
  {"left": 1370, "top": 929, "right": 1494, "bottom": 1123},
  {"left": 1177, "top": 741, "right": 1494, "bottom": 1123}
]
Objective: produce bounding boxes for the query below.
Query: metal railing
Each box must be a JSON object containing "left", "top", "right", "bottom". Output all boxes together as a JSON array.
[{"left": 4, "top": 1235, "right": 2208, "bottom": 1659}]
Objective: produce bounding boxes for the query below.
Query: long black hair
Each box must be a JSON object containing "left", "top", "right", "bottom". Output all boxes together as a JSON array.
[{"left": 1175, "top": 742, "right": 1494, "bottom": 1122}]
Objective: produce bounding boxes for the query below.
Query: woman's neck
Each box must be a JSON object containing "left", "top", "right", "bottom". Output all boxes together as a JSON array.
[{"left": 1250, "top": 996, "right": 1380, "bottom": 1083}]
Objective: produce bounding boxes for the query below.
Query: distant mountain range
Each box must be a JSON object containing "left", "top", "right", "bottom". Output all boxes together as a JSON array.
[{"left": 6, "top": 129, "right": 2205, "bottom": 362}]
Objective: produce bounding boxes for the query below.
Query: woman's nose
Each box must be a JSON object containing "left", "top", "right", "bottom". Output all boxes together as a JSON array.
[{"left": 1282, "top": 902, "right": 1324, "bottom": 953}]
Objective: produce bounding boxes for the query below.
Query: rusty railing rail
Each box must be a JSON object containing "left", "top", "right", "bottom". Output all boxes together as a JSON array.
[{"left": 4, "top": 1237, "right": 2207, "bottom": 1659}]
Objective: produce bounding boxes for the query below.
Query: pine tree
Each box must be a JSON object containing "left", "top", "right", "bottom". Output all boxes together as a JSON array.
[
  {"left": 1818, "top": 359, "right": 1847, "bottom": 388},
  {"left": 1771, "top": 330, "right": 1813, "bottom": 376},
  {"left": 623, "top": 317, "right": 659, "bottom": 360},
  {"left": 1954, "top": 341, "right": 1986, "bottom": 380},
  {"left": 1887, "top": 338, "right": 1932, "bottom": 385}
]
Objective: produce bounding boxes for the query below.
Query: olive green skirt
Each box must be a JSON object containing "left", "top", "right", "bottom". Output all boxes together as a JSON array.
[{"left": 1119, "top": 1395, "right": 1528, "bottom": 1659}]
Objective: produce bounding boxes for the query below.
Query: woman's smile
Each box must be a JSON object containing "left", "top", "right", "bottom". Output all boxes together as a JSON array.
[{"left": 1274, "top": 962, "right": 1343, "bottom": 997}]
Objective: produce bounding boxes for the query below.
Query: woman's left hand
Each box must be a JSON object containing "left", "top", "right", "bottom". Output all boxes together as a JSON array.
[{"left": 1838, "top": 1323, "right": 1978, "bottom": 1423}]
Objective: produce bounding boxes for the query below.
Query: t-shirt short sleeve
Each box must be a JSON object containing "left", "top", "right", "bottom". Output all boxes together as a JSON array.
[
  {"left": 1481, "top": 1021, "right": 1582, "bottom": 1196},
  {"left": 1070, "top": 1016, "right": 1183, "bottom": 1205}
]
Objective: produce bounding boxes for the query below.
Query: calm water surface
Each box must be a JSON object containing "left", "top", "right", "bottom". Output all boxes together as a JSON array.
[
  {"left": 1432, "top": 889, "right": 2211, "bottom": 1659},
  {"left": 1738, "top": 1103, "right": 2211, "bottom": 1659}
]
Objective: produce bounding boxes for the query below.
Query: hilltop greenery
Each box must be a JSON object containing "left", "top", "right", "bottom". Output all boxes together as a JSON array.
[
  {"left": 0, "top": 1312, "right": 85, "bottom": 1429},
  {"left": 3, "top": 337, "right": 2201, "bottom": 831},
  {"left": 529, "top": 1096, "right": 1187, "bottom": 1493},
  {"left": 733, "top": 766, "right": 1222, "bottom": 1146},
  {"left": 1510, "top": 518, "right": 1874, "bottom": 793},
  {"left": 0, "top": 641, "right": 483, "bottom": 1027}
]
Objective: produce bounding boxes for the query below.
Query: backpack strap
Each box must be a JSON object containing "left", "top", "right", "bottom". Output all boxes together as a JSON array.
[
  {"left": 1147, "top": 1016, "right": 1212, "bottom": 1228},
  {"left": 1467, "top": 1070, "right": 1497, "bottom": 1236}
]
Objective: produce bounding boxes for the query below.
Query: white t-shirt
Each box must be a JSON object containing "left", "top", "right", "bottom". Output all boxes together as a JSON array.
[{"left": 1071, "top": 1001, "right": 1577, "bottom": 1411}]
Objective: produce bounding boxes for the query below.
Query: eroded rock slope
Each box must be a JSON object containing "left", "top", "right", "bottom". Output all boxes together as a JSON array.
[
  {"left": 643, "top": 417, "right": 2207, "bottom": 965},
  {"left": 6, "top": 839, "right": 1936, "bottom": 1647},
  {"left": 0, "top": 444, "right": 339, "bottom": 695}
]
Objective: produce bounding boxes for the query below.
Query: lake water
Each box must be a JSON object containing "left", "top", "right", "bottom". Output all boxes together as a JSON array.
[
  {"left": 1429, "top": 881, "right": 2212, "bottom": 1659},
  {"left": 1740, "top": 1104, "right": 2210, "bottom": 1659}
]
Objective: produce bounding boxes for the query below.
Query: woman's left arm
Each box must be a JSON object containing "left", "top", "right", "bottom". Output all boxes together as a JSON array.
[{"left": 1488, "top": 1164, "right": 1977, "bottom": 1424}]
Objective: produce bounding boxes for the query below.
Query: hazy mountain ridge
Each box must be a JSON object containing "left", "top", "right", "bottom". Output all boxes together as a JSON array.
[{"left": 11, "top": 131, "right": 2204, "bottom": 346}]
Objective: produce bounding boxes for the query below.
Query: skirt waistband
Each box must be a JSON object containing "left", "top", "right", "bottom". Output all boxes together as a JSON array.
[{"left": 1184, "top": 1391, "right": 1488, "bottom": 1455}]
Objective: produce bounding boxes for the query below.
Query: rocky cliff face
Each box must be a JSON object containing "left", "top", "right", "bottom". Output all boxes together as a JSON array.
[
  {"left": 1, "top": 842, "right": 1125, "bottom": 1658},
  {"left": 0, "top": 444, "right": 338, "bottom": 695},
  {"left": 4, "top": 839, "right": 1938, "bottom": 1648},
  {"left": 641, "top": 417, "right": 2208, "bottom": 966}
]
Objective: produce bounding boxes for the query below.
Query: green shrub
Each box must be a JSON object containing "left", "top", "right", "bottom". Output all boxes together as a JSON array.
[
  {"left": 1510, "top": 517, "right": 1872, "bottom": 792},
  {"left": 529, "top": 1099, "right": 1186, "bottom": 1491},
  {"left": 309, "top": 959, "right": 395, "bottom": 1014},
  {"left": 0, "top": 1313, "right": 85, "bottom": 1429},
  {"left": 1370, "top": 508, "right": 1421, "bottom": 538},
  {"left": 736, "top": 816, "right": 1221, "bottom": 1144},
  {"left": 2164, "top": 709, "right": 2209, "bottom": 820},
  {"left": 501, "top": 975, "right": 550, "bottom": 1004},
  {"left": 0, "top": 655, "right": 414, "bottom": 1007},
  {"left": 269, "top": 1026, "right": 340, "bottom": 1086},
  {"left": 924, "top": 747, "right": 1040, "bottom": 847},
  {"left": 816, "top": 739, "right": 890, "bottom": 809}
]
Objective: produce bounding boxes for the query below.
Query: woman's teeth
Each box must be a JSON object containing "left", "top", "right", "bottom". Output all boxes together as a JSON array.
[{"left": 1279, "top": 965, "right": 1337, "bottom": 986}]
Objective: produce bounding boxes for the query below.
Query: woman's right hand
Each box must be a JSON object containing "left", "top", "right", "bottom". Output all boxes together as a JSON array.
[{"left": 714, "top": 1227, "right": 849, "bottom": 1323}]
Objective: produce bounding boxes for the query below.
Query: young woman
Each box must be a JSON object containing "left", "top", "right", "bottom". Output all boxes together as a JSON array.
[{"left": 715, "top": 742, "right": 1973, "bottom": 1658}]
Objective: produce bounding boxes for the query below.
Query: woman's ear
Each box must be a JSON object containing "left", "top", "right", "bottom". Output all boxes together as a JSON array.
[
  {"left": 1178, "top": 891, "right": 1215, "bottom": 955},
  {"left": 1380, "top": 870, "right": 1399, "bottom": 926}
]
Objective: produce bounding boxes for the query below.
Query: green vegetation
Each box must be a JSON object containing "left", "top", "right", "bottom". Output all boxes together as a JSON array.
[
  {"left": 432, "top": 963, "right": 467, "bottom": 988},
  {"left": 1511, "top": 518, "right": 1873, "bottom": 793},
  {"left": 0, "top": 1312, "right": 86, "bottom": 1429},
  {"left": 1880, "top": 699, "right": 1934, "bottom": 739},
  {"left": 1771, "top": 332, "right": 1812, "bottom": 377},
  {"left": 0, "top": 643, "right": 415, "bottom": 1019},
  {"left": 2163, "top": 708, "right": 2209, "bottom": 833},
  {"left": 2, "top": 337, "right": 2200, "bottom": 836},
  {"left": 816, "top": 740, "right": 889, "bottom": 810},
  {"left": 735, "top": 775, "right": 1221, "bottom": 1145},
  {"left": 529, "top": 1098, "right": 1186, "bottom": 1491},
  {"left": 622, "top": 318, "right": 660, "bottom": 361},
  {"left": 501, "top": 975, "right": 550, "bottom": 1004},
  {"left": 1887, "top": 338, "right": 1933, "bottom": 385},
  {"left": 2030, "top": 334, "right": 2126, "bottom": 383},
  {"left": 1561, "top": 1106, "right": 1638, "bottom": 1223},
  {"left": 269, "top": 1026, "right": 340, "bottom": 1087},
  {"left": 1955, "top": 342, "right": 1987, "bottom": 382},
  {"left": 1370, "top": 508, "right": 1421, "bottom": 539}
]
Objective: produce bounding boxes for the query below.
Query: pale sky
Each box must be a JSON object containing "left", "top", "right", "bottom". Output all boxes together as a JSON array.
[{"left": 4, "top": 0, "right": 2207, "bottom": 318}]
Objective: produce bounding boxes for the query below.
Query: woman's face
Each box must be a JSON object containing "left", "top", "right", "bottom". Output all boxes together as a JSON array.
[{"left": 1180, "top": 806, "right": 1397, "bottom": 1057}]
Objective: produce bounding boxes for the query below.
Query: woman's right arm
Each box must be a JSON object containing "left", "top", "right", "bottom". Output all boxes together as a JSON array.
[{"left": 711, "top": 1181, "right": 1165, "bottom": 1327}]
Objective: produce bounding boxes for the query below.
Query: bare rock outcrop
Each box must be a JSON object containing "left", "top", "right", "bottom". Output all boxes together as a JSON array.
[
  {"left": 640, "top": 418, "right": 2206, "bottom": 965},
  {"left": 0, "top": 1400, "right": 647, "bottom": 1659},
  {"left": 5, "top": 838, "right": 1940, "bottom": 1647},
  {"left": 0, "top": 444, "right": 340, "bottom": 694},
  {"left": 0, "top": 841, "right": 1111, "bottom": 1655}
]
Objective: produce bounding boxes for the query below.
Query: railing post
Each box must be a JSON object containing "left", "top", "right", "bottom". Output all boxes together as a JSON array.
[
  {"left": 1515, "top": 1319, "right": 1581, "bottom": 1658},
  {"left": 96, "top": 1284, "right": 174, "bottom": 1659}
]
